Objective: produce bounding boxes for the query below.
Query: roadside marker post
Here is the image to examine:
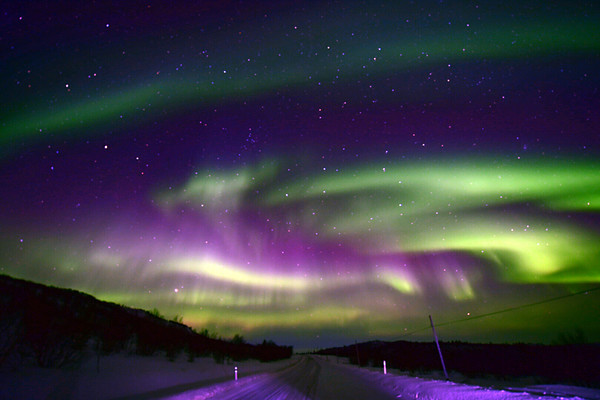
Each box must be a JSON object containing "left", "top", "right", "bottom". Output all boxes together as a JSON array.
[
  {"left": 383, "top": 360, "right": 387, "bottom": 375},
  {"left": 234, "top": 366, "right": 238, "bottom": 381}
]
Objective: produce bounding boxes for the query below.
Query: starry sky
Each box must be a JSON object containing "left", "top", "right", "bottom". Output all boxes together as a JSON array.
[{"left": 1, "top": 0, "right": 600, "bottom": 350}]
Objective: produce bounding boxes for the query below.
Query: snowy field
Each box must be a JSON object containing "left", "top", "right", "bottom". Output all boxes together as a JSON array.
[
  {"left": 314, "top": 356, "right": 600, "bottom": 400},
  {"left": 0, "top": 352, "right": 297, "bottom": 399},
  {"left": 1, "top": 354, "right": 599, "bottom": 399},
  {"left": 164, "top": 356, "right": 600, "bottom": 400}
]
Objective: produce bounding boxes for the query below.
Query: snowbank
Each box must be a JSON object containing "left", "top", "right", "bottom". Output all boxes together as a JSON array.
[
  {"left": 0, "top": 352, "right": 296, "bottom": 399},
  {"left": 316, "top": 356, "right": 600, "bottom": 400}
]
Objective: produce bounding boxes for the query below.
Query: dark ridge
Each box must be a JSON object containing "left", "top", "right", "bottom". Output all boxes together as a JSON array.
[
  {"left": 316, "top": 339, "right": 600, "bottom": 388},
  {"left": 0, "top": 274, "right": 292, "bottom": 370}
]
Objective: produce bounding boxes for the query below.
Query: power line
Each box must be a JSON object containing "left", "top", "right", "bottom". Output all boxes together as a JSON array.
[{"left": 399, "top": 286, "right": 600, "bottom": 338}]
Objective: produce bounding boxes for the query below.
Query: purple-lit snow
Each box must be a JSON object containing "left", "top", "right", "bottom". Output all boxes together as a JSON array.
[
  {"left": 159, "top": 356, "right": 600, "bottom": 400},
  {"left": 2, "top": 354, "right": 599, "bottom": 399}
]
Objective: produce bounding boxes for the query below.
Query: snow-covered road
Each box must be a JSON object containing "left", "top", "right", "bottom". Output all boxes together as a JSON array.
[
  {"left": 159, "top": 356, "right": 600, "bottom": 400},
  {"left": 161, "top": 356, "right": 397, "bottom": 400}
]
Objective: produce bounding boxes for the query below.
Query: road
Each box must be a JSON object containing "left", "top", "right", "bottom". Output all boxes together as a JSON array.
[
  {"left": 157, "top": 356, "right": 600, "bottom": 400},
  {"left": 161, "top": 356, "right": 398, "bottom": 400}
]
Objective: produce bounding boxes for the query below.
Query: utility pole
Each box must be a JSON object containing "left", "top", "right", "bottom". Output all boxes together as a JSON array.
[{"left": 429, "top": 315, "right": 449, "bottom": 380}]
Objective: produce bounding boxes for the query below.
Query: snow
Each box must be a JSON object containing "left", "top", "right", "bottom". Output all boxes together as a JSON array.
[
  {"left": 2, "top": 354, "right": 599, "bottom": 400},
  {"left": 508, "top": 386, "right": 600, "bottom": 400},
  {"left": 315, "top": 356, "right": 600, "bottom": 400},
  {"left": 0, "top": 352, "right": 296, "bottom": 400}
]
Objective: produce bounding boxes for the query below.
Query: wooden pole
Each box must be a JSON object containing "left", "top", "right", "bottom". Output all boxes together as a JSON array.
[
  {"left": 355, "top": 340, "right": 361, "bottom": 367},
  {"left": 429, "top": 315, "right": 449, "bottom": 380}
]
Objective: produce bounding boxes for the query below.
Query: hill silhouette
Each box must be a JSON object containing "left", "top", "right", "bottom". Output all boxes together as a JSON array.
[{"left": 0, "top": 274, "right": 292, "bottom": 370}]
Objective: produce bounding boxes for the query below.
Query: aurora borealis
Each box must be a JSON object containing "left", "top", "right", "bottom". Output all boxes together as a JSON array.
[{"left": 1, "top": 1, "right": 600, "bottom": 350}]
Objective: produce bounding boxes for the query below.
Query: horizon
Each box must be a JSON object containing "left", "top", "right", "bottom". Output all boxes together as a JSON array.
[
  {"left": 1, "top": 0, "right": 599, "bottom": 351},
  {"left": 1, "top": 272, "right": 597, "bottom": 353}
]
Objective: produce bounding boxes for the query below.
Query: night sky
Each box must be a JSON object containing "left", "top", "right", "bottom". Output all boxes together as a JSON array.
[{"left": 1, "top": 1, "right": 600, "bottom": 350}]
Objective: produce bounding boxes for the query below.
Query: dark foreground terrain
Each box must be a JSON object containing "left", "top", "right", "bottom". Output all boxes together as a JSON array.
[
  {"left": 318, "top": 339, "right": 600, "bottom": 387},
  {"left": 151, "top": 356, "right": 600, "bottom": 400},
  {"left": 0, "top": 274, "right": 292, "bottom": 370}
]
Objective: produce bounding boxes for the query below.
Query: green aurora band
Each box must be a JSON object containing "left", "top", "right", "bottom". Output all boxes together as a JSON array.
[
  {"left": 2, "top": 5, "right": 599, "bottom": 345},
  {"left": 1, "top": 19, "right": 598, "bottom": 146},
  {"left": 4, "top": 155, "right": 600, "bottom": 343},
  {"left": 156, "top": 155, "right": 600, "bottom": 330}
]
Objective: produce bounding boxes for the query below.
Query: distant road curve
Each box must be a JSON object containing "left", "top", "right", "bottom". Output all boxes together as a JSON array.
[{"left": 161, "top": 355, "right": 398, "bottom": 400}]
